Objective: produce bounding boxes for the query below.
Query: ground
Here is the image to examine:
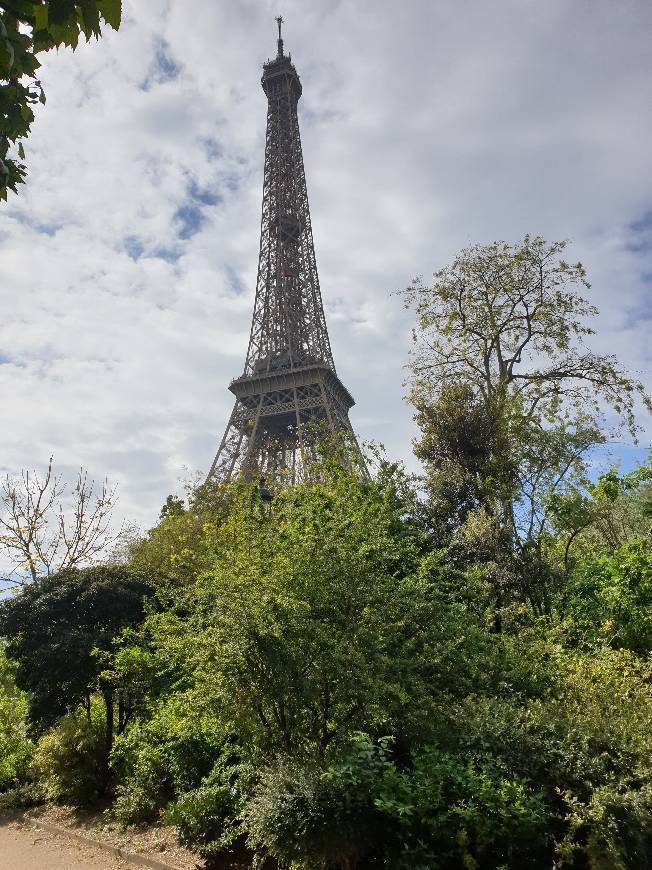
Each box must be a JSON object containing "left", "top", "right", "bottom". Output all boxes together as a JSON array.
[
  {"left": 0, "top": 819, "right": 136, "bottom": 868},
  {"left": 0, "top": 806, "right": 202, "bottom": 869}
]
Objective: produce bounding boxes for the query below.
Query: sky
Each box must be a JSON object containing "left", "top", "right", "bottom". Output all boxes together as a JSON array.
[{"left": 1, "top": 0, "right": 651, "bottom": 535}]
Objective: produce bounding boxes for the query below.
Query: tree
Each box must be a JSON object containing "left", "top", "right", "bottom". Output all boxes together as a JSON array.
[
  {"left": 548, "top": 458, "right": 652, "bottom": 575},
  {"left": 0, "top": 0, "right": 121, "bottom": 200},
  {"left": 141, "top": 461, "right": 477, "bottom": 764},
  {"left": 0, "top": 565, "right": 151, "bottom": 775},
  {"left": 128, "top": 479, "right": 233, "bottom": 589},
  {"left": 405, "top": 236, "right": 651, "bottom": 614},
  {"left": 0, "top": 457, "right": 118, "bottom": 585}
]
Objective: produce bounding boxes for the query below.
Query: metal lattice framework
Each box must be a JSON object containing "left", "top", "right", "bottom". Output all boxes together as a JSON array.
[{"left": 208, "top": 19, "right": 364, "bottom": 484}]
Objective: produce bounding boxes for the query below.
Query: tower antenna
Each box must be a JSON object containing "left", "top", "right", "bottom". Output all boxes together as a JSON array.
[{"left": 276, "top": 15, "right": 284, "bottom": 56}]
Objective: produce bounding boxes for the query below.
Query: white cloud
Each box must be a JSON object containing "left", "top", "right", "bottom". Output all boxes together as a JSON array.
[{"left": 1, "top": 0, "right": 651, "bottom": 533}]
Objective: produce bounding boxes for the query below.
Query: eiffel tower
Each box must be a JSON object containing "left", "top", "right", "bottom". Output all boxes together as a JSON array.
[{"left": 208, "top": 18, "right": 363, "bottom": 484}]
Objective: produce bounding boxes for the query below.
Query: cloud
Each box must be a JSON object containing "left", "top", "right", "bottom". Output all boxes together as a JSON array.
[{"left": 1, "top": 0, "right": 651, "bottom": 534}]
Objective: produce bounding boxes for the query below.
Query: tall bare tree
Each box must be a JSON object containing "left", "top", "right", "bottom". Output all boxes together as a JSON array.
[{"left": 0, "top": 458, "right": 118, "bottom": 585}]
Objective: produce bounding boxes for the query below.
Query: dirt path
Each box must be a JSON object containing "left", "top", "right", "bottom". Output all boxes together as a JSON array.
[{"left": 0, "top": 820, "right": 136, "bottom": 869}]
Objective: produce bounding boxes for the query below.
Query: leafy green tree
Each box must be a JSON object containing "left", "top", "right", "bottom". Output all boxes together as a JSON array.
[
  {"left": 141, "top": 462, "right": 481, "bottom": 765},
  {"left": 405, "top": 236, "right": 651, "bottom": 615},
  {"left": 128, "top": 480, "right": 232, "bottom": 589},
  {"left": 546, "top": 460, "right": 651, "bottom": 583},
  {"left": 0, "top": 565, "right": 151, "bottom": 775},
  {"left": 405, "top": 236, "right": 649, "bottom": 442},
  {"left": 0, "top": 0, "right": 121, "bottom": 199}
]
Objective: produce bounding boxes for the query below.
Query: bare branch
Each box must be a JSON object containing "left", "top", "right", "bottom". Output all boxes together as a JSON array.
[{"left": 0, "top": 458, "right": 120, "bottom": 585}]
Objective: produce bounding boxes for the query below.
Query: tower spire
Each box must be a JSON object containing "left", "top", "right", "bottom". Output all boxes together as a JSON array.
[
  {"left": 276, "top": 15, "right": 284, "bottom": 57},
  {"left": 207, "top": 29, "right": 365, "bottom": 485}
]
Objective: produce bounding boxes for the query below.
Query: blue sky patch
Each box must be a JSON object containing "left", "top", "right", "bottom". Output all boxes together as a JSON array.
[
  {"left": 174, "top": 203, "right": 204, "bottom": 240},
  {"left": 629, "top": 210, "right": 652, "bottom": 234},
  {"left": 124, "top": 236, "right": 144, "bottom": 261},
  {"left": 152, "top": 247, "right": 181, "bottom": 264},
  {"left": 626, "top": 209, "right": 652, "bottom": 254},
  {"left": 140, "top": 38, "right": 181, "bottom": 91},
  {"left": 9, "top": 211, "right": 60, "bottom": 236},
  {"left": 188, "top": 179, "right": 222, "bottom": 206},
  {"left": 201, "top": 138, "right": 223, "bottom": 161},
  {"left": 225, "top": 265, "right": 247, "bottom": 296}
]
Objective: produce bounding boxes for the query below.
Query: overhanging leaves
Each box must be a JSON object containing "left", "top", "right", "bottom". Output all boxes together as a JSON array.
[{"left": 0, "top": 0, "right": 122, "bottom": 199}]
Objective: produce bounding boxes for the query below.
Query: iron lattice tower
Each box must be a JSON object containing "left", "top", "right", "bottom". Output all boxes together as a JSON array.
[{"left": 208, "top": 19, "right": 363, "bottom": 484}]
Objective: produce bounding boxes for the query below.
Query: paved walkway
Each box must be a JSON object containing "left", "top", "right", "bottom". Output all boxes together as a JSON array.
[{"left": 0, "top": 821, "right": 134, "bottom": 869}]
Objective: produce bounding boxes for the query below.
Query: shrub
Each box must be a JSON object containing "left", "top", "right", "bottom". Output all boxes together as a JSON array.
[
  {"left": 565, "top": 541, "right": 652, "bottom": 654},
  {"left": 31, "top": 706, "right": 106, "bottom": 805},
  {"left": 426, "top": 646, "right": 652, "bottom": 867},
  {"left": 112, "top": 693, "right": 225, "bottom": 825},
  {"left": 243, "top": 736, "right": 392, "bottom": 870},
  {"left": 165, "top": 753, "right": 247, "bottom": 858},
  {"left": 376, "top": 749, "right": 551, "bottom": 869},
  {"left": 0, "top": 782, "right": 45, "bottom": 814},
  {"left": 0, "top": 650, "right": 33, "bottom": 792}
]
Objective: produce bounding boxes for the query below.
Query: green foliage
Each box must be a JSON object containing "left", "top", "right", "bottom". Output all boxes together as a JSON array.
[
  {"left": 565, "top": 541, "right": 652, "bottom": 653},
  {"left": 431, "top": 645, "right": 652, "bottom": 868},
  {"left": 1, "top": 0, "right": 121, "bottom": 199},
  {"left": 111, "top": 692, "right": 226, "bottom": 824},
  {"left": 165, "top": 753, "right": 247, "bottom": 858},
  {"left": 376, "top": 750, "right": 551, "bottom": 869},
  {"left": 0, "top": 781, "right": 44, "bottom": 812},
  {"left": 0, "top": 565, "right": 152, "bottom": 730},
  {"left": 243, "top": 735, "right": 392, "bottom": 870},
  {"left": 548, "top": 460, "right": 652, "bottom": 568},
  {"left": 0, "top": 647, "right": 32, "bottom": 791},
  {"left": 404, "top": 237, "right": 651, "bottom": 619},
  {"left": 128, "top": 481, "right": 230, "bottom": 588},
  {"left": 146, "top": 464, "right": 480, "bottom": 762},
  {"left": 404, "top": 236, "right": 650, "bottom": 438},
  {"left": 413, "top": 383, "right": 513, "bottom": 547},
  {"left": 31, "top": 704, "right": 106, "bottom": 805}
]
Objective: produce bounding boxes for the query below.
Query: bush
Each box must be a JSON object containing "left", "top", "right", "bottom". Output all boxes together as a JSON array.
[
  {"left": 31, "top": 706, "right": 106, "bottom": 805},
  {"left": 0, "top": 651, "right": 33, "bottom": 792},
  {"left": 376, "top": 749, "right": 551, "bottom": 869},
  {"left": 0, "top": 729, "right": 32, "bottom": 794},
  {"left": 243, "top": 736, "right": 392, "bottom": 870},
  {"left": 0, "top": 683, "right": 34, "bottom": 792},
  {"left": 165, "top": 753, "right": 246, "bottom": 858},
  {"left": 0, "top": 781, "right": 45, "bottom": 815},
  {"left": 426, "top": 646, "right": 652, "bottom": 868},
  {"left": 565, "top": 541, "right": 652, "bottom": 654},
  {"left": 112, "top": 693, "right": 225, "bottom": 825}
]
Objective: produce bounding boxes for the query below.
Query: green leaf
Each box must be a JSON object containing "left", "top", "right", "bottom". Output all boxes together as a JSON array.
[
  {"left": 79, "top": 1, "right": 101, "bottom": 39},
  {"left": 33, "top": 5, "right": 49, "bottom": 31},
  {"left": 18, "top": 142, "right": 25, "bottom": 159},
  {"left": 97, "top": 0, "right": 122, "bottom": 30}
]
